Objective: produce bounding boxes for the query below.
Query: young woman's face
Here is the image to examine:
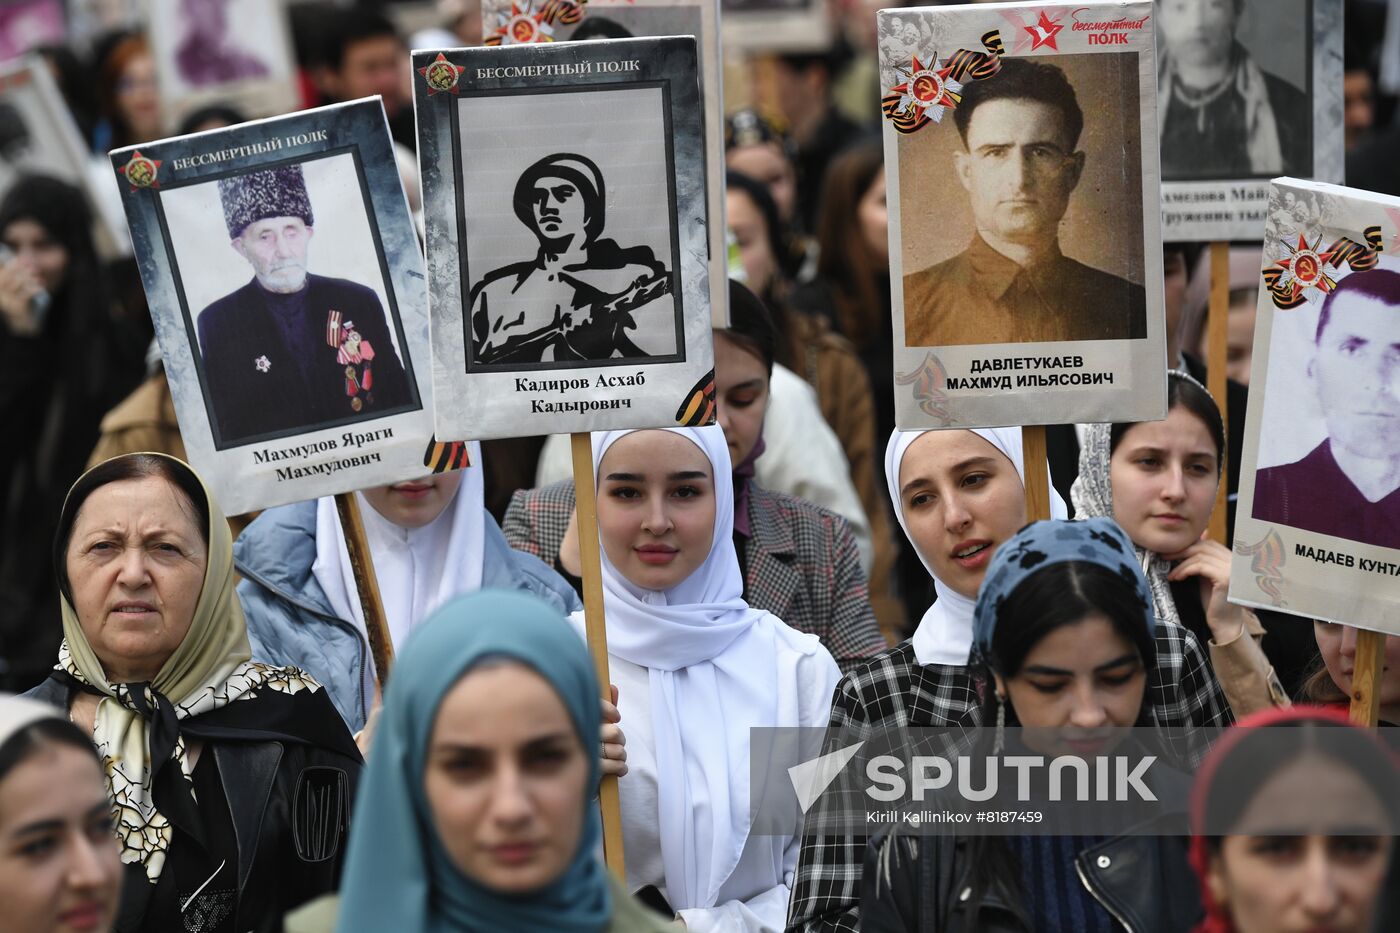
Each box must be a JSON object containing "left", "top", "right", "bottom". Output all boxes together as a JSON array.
[
  {"left": 1314, "top": 622, "right": 1400, "bottom": 712},
  {"left": 0, "top": 742, "right": 122, "bottom": 933},
  {"left": 725, "top": 142, "right": 797, "bottom": 224},
  {"left": 897, "top": 431, "right": 1026, "bottom": 600},
  {"left": 725, "top": 189, "right": 779, "bottom": 298},
  {"left": 361, "top": 471, "right": 464, "bottom": 530},
  {"left": 997, "top": 613, "right": 1146, "bottom": 758},
  {"left": 858, "top": 168, "right": 888, "bottom": 269},
  {"left": 1109, "top": 405, "right": 1220, "bottom": 554},
  {"left": 596, "top": 431, "right": 716, "bottom": 591},
  {"left": 1208, "top": 755, "right": 1393, "bottom": 933},
  {"left": 424, "top": 662, "right": 590, "bottom": 896},
  {"left": 2, "top": 218, "right": 70, "bottom": 293},
  {"left": 712, "top": 331, "right": 769, "bottom": 470},
  {"left": 115, "top": 53, "right": 161, "bottom": 141}
]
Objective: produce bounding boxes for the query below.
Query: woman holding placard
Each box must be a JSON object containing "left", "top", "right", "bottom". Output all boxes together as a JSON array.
[
  {"left": 786, "top": 427, "right": 1230, "bottom": 933},
  {"left": 1073, "top": 371, "right": 1287, "bottom": 717},
  {"left": 1188, "top": 707, "right": 1400, "bottom": 933},
  {"left": 236, "top": 442, "right": 583, "bottom": 734},
  {"left": 860, "top": 519, "right": 1201, "bottom": 933},
  {"left": 579, "top": 424, "right": 840, "bottom": 930}
]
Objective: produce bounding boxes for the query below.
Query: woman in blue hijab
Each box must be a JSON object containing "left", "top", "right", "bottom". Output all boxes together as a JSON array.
[{"left": 286, "top": 589, "right": 671, "bottom": 932}]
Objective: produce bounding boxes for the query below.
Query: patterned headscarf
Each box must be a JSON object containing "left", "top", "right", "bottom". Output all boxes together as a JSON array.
[
  {"left": 1071, "top": 370, "right": 1221, "bottom": 638},
  {"left": 972, "top": 517, "right": 1154, "bottom": 668},
  {"left": 53, "top": 453, "right": 350, "bottom": 881}
]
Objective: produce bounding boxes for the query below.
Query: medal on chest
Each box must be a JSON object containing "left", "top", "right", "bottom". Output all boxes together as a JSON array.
[{"left": 327, "top": 310, "right": 376, "bottom": 412}]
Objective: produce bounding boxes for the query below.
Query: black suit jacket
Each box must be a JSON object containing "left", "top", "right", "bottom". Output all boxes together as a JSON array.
[{"left": 195, "top": 274, "right": 414, "bottom": 447}]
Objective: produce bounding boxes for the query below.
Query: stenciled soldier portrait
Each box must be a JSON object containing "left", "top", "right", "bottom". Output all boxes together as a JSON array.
[
  {"left": 166, "top": 158, "right": 416, "bottom": 447},
  {"left": 1156, "top": 0, "right": 1311, "bottom": 181},
  {"left": 468, "top": 152, "right": 673, "bottom": 365},
  {"left": 456, "top": 84, "right": 685, "bottom": 372},
  {"left": 901, "top": 55, "right": 1148, "bottom": 348}
]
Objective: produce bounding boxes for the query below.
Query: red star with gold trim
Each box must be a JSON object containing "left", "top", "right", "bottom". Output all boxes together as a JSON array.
[
  {"left": 1024, "top": 10, "right": 1064, "bottom": 51},
  {"left": 118, "top": 151, "right": 161, "bottom": 190},
  {"left": 1272, "top": 233, "right": 1339, "bottom": 300},
  {"left": 418, "top": 52, "right": 465, "bottom": 95}
]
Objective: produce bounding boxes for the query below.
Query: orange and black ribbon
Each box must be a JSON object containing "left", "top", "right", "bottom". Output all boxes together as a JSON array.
[
  {"left": 675, "top": 369, "right": 716, "bottom": 427},
  {"left": 1264, "top": 226, "right": 1385, "bottom": 309},
  {"left": 423, "top": 438, "right": 471, "bottom": 473}
]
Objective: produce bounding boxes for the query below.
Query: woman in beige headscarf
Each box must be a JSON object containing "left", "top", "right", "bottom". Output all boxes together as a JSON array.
[{"left": 26, "top": 453, "right": 361, "bottom": 933}]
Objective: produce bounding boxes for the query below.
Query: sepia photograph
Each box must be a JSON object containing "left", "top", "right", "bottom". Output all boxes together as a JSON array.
[
  {"left": 899, "top": 53, "right": 1147, "bottom": 348},
  {"left": 159, "top": 153, "right": 417, "bottom": 448},
  {"left": 1156, "top": 0, "right": 1312, "bottom": 182},
  {"left": 456, "top": 86, "right": 683, "bottom": 371}
]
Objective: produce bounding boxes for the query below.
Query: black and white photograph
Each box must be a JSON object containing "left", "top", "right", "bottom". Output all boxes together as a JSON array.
[
  {"left": 113, "top": 99, "right": 438, "bottom": 515},
  {"left": 879, "top": 2, "right": 1166, "bottom": 429},
  {"left": 159, "top": 154, "right": 416, "bottom": 447},
  {"left": 148, "top": 0, "right": 297, "bottom": 123},
  {"left": 458, "top": 88, "right": 681, "bottom": 368},
  {"left": 1156, "top": 0, "right": 1343, "bottom": 242},
  {"left": 478, "top": 0, "right": 728, "bottom": 325},
  {"left": 721, "top": 0, "right": 830, "bottom": 52},
  {"left": 415, "top": 37, "right": 715, "bottom": 440},
  {"left": 1233, "top": 179, "right": 1400, "bottom": 630}
]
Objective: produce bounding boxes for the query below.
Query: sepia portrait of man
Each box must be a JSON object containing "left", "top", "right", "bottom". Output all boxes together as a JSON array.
[
  {"left": 1253, "top": 268, "right": 1400, "bottom": 549},
  {"left": 195, "top": 163, "right": 412, "bottom": 445},
  {"left": 902, "top": 57, "right": 1147, "bottom": 348},
  {"left": 1157, "top": 0, "right": 1310, "bottom": 180},
  {"left": 468, "top": 152, "right": 673, "bottom": 366}
]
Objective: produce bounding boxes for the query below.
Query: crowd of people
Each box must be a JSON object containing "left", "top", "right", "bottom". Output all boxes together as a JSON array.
[{"left": 2, "top": 0, "right": 1400, "bottom": 932}]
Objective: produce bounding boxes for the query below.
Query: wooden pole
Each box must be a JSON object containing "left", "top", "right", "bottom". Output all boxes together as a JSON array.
[
  {"left": 1349, "top": 629, "right": 1388, "bottom": 727},
  {"left": 1207, "top": 242, "right": 1231, "bottom": 546},
  {"left": 1021, "top": 425, "right": 1052, "bottom": 522},
  {"left": 570, "top": 432, "right": 626, "bottom": 878},
  {"left": 333, "top": 492, "right": 395, "bottom": 687}
]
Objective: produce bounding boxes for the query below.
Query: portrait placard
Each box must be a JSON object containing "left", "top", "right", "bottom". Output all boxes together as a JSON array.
[
  {"left": 1157, "top": 0, "right": 1342, "bottom": 243},
  {"left": 879, "top": 1, "right": 1166, "bottom": 430},
  {"left": 414, "top": 37, "right": 715, "bottom": 440},
  {"left": 0, "top": 56, "right": 127, "bottom": 257},
  {"left": 147, "top": 0, "right": 298, "bottom": 125},
  {"left": 0, "top": 0, "right": 66, "bottom": 60},
  {"left": 721, "top": 0, "right": 830, "bottom": 54},
  {"left": 478, "top": 0, "right": 727, "bottom": 324},
  {"left": 111, "top": 99, "right": 440, "bottom": 516},
  {"left": 1231, "top": 178, "right": 1400, "bottom": 633}
]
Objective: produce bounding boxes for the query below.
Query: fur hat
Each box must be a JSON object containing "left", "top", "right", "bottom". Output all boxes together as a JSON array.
[{"left": 219, "top": 165, "right": 314, "bottom": 239}]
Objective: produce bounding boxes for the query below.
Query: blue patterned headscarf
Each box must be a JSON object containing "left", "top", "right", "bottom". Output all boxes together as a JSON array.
[
  {"left": 972, "top": 518, "right": 1154, "bottom": 668},
  {"left": 335, "top": 589, "right": 610, "bottom": 933}
]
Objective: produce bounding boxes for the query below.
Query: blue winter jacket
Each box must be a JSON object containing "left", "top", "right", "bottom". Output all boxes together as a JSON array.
[{"left": 234, "top": 500, "right": 582, "bottom": 732}]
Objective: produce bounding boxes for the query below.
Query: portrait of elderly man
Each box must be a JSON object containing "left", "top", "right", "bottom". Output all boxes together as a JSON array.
[
  {"left": 1157, "top": 0, "right": 1309, "bottom": 179},
  {"left": 1253, "top": 268, "right": 1400, "bottom": 549},
  {"left": 468, "top": 152, "right": 672, "bottom": 365},
  {"left": 903, "top": 58, "right": 1147, "bottom": 347},
  {"left": 196, "top": 164, "right": 412, "bottom": 445}
]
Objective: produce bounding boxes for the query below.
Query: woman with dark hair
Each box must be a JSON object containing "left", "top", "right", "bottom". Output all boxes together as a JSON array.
[
  {"left": 0, "top": 694, "right": 123, "bottom": 933},
  {"left": 1189, "top": 707, "right": 1400, "bottom": 933},
  {"left": 727, "top": 172, "right": 907, "bottom": 637},
  {"left": 26, "top": 453, "right": 361, "bottom": 932},
  {"left": 1073, "top": 370, "right": 1287, "bottom": 717},
  {"left": 724, "top": 109, "right": 813, "bottom": 279},
  {"left": 505, "top": 280, "right": 885, "bottom": 674},
  {"left": 95, "top": 35, "right": 163, "bottom": 152},
  {"left": 860, "top": 518, "right": 1202, "bottom": 932},
  {"left": 0, "top": 176, "right": 144, "bottom": 692}
]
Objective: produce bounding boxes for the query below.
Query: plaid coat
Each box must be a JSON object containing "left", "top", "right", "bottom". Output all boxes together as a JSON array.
[
  {"left": 502, "top": 479, "right": 887, "bottom": 673},
  {"left": 785, "top": 625, "right": 1231, "bottom": 933}
]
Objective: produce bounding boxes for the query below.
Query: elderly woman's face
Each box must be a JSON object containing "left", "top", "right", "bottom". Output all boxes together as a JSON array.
[
  {"left": 65, "top": 477, "right": 207, "bottom": 684},
  {"left": 424, "top": 662, "right": 589, "bottom": 894}
]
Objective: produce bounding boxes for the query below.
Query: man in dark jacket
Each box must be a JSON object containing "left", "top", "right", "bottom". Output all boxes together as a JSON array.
[{"left": 195, "top": 164, "right": 413, "bottom": 447}]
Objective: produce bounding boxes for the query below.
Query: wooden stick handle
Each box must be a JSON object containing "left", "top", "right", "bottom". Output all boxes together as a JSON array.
[
  {"left": 333, "top": 492, "right": 395, "bottom": 688},
  {"left": 1207, "top": 242, "right": 1230, "bottom": 547},
  {"left": 570, "top": 432, "right": 626, "bottom": 878},
  {"left": 1349, "top": 628, "right": 1387, "bottom": 727},
  {"left": 1021, "top": 425, "right": 1052, "bottom": 522}
]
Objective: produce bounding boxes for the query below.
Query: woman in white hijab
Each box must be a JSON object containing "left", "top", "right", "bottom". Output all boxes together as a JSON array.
[
  {"left": 580, "top": 425, "right": 840, "bottom": 931},
  {"left": 234, "top": 443, "right": 583, "bottom": 734},
  {"left": 787, "top": 427, "right": 1228, "bottom": 933}
]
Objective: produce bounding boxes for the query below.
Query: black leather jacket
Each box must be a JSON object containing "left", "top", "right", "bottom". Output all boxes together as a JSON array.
[{"left": 27, "top": 678, "right": 362, "bottom": 933}]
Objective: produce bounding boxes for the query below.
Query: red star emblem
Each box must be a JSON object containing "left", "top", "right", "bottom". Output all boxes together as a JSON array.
[
  {"left": 1024, "top": 10, "right": 1064, "bottom": 51},
  {"left": 418, "top": 52, "right": 465, "bottom": 95},
  {"left": 118, "top": 151, "right": 161, "bottom": 190},
  {"left": 1272, "top": 233, "right": 1339, "bottom": 300}
]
